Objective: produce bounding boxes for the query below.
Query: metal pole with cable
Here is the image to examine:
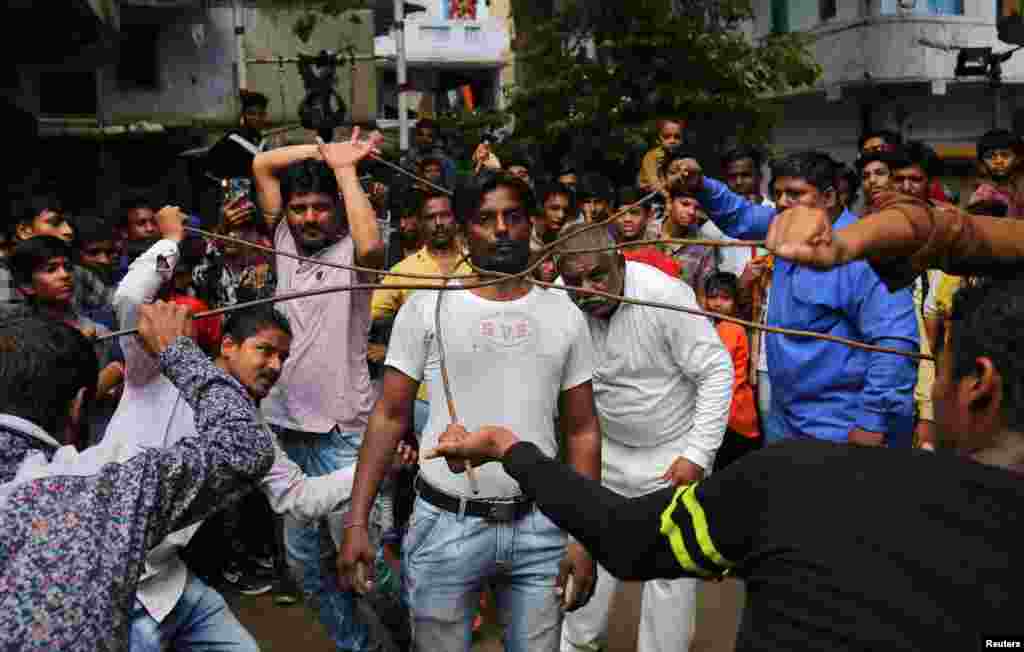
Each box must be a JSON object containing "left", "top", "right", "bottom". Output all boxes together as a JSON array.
[{"left": 395, "top": 0, "right": 410, "bottom": 153}]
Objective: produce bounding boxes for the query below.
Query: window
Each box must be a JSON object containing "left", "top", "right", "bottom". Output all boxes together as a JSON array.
[
  {"left": 420, "top": 25, "right": 452, "bottom": 43},
  {"left": 820, "top": 0, "right": 837, "bottom": 20},
  {"left": 879, "top": 0, "right": 964, "bottom": 15},
  {"left": 771, "top": 0, "right": 790, "bottom": 32},
  {"left": 117, "top": 25, "right": 160, "bottom": 89},
  {"left": 40, "top": 72, "right": 97, "bottom": 115}
]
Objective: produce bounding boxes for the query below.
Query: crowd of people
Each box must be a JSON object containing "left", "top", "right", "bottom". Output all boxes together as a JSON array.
[{"left": 1, "top": 92, "right": 1022, "bottom": 652}]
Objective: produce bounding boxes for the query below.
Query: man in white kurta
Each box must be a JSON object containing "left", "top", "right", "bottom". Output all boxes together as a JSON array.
[{"left": 556, "top": 224, "right": 733, "bottom": 652}]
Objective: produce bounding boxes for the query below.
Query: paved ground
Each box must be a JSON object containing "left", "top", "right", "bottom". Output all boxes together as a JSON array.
[{"left": 227, "top": 578, "right": 744, "bottom": 651}]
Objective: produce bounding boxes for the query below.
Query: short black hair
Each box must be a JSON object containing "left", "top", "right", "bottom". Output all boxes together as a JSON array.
[
  {"left": 659, "top": 146, "right": 699, "bottom": 179},
  {"left": 119, "top": 196, "right": 154, "bottom": 229},
  {"left": 73, "top": 215, "right": 115, "bottom": 247},
  {"left": 8, "top": 193, "right": 63, "bottom": 238},
  {"left": 577, "top": 173, "right": 614, "bottom": 202},
  {"left": 855, "top": 148, "right": 901, "bottom": 173},
  {"left": 950, "top": 276, "right": 1024, "bottom": 432},
  {"left": 240, "top": 89, "right": 269, "bottom": 112},
  {"left": 278, "top": 159, "right": 340, "bottom": 211},
  {"left": 859, "top": 129, "right": 903, "bottom": 152},
  {"left": 770, "top": 151, "right": 837, "bottom": 194},
  {"left": 453, "top": 175, "right": 536, "bottom": 225},
  {"left": 9, "top": 236, "right": 72, "bottom": 288},
  {"left": 891, "top": 141, "right": 942, "bottom": 179},
  {"left": 222, "top": 305, "right": 292, "bottom": 346},
  {"left": 412, "top": 190, "right": 452, "bottom": 218},
  {"left": 705, "top": 271, "right": 739, "bottom": 299},
  {"left": 0, "top": 314, "right": 98, "bottom": 435},
  {"left": 616, "top": 186, "right": 651, "bottom": 209},
  {"left": 835, "top": 162, "right": 861, "bottom": 205},
  {"left": 537, "top": 182, "right": 576, "bottom": 214},
  {"left": 721, "top": 146, "right": 765, "bottom": 171},
  {"left": 977, "top": 129, "right": 1021, "bottom": 160}
]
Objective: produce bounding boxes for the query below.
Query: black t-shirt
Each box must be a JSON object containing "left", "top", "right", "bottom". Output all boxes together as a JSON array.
[{"left": 503, "top": 439, "right": 1024, "bottom": 651}]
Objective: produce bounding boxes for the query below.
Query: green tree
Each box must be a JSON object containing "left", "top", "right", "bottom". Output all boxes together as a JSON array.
[{"left": 507, "top": 0, "right": 821, "bottom": 172}]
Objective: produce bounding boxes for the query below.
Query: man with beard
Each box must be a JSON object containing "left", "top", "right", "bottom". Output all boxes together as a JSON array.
[
  {"left": 679, "top": 151, "right": 919, "bottom": 447},
  {"left": 372, "top": 190, "right": 471, "bottom": 435},
  {"left": 555, "top": 223, "right": 732, "bottom": 652},
  {"left": 339, "top": 175, "right": 601, "bottom": 652},
  {"left": 426, "top": 272, "right": 1024, "bottom": 652},
  {"left": 102, "top": 205, "right": 403, "bottom": 651},
  {"left": 252, "top": 129, "right": 387, "bottom": 652}
]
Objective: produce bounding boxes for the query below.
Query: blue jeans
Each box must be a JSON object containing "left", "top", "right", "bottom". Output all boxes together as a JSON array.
[
  {"left": 403, "top": 493, "right": 567, "bottom": 652},
  {"left": 276, "top": 427, "right": 371, "bottom": 652},
  {"left": 129, "top": 573, "right": 258, "bottom": 651}
]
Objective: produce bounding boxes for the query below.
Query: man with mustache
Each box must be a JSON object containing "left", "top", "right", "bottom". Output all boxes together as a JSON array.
[
  {"left": 372, "top": 190, "right": 471, "bottom": 435},
  {"left": 340, "top": 175, "right": 602, "bottom": 652},
  {"left": 253, "top": 129, "right": 388, "bottom": 651},
  {"left": 100, "top": 207, "right": 410, "bottom": 651},
  {"left": 554, "top": 223, "right": 733, "bottom": 652}
]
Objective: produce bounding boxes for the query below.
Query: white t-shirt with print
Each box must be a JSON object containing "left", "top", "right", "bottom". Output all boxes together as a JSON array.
[{"left": 386, "top": 285, "right": 595, "bottom": 499}]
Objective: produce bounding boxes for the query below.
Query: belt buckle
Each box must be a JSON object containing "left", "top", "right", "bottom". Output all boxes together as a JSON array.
[{"left": 486, "top": 502, "right": 516, "bottom": 522}]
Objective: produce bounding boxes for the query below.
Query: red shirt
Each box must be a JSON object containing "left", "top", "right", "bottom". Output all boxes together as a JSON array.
[{"left": 622, "top": 247, "right": 682, "bottom": 279}]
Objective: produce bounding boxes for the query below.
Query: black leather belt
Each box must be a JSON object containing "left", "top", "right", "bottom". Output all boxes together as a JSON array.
[{"left": 415, "top": 475, "right": 533, "bottom": 522}]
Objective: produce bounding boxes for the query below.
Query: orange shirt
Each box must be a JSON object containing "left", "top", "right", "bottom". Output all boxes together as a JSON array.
[{"left": 716, "top": 321, "right": 760, "bottom": 439}]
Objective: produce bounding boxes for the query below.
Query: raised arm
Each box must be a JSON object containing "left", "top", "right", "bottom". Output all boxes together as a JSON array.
[
  {"left": 0, "top": 303, "right": 275, "bottom": 650},
  {"left": 252, "top": 143, "right": 321, "bottom": 222},
  {"left": 112, "top": 206, "right": 186, "bottom": 385},
  {"left": 317, "top": 128, "right": 386, "bottom": 270},
  {"left": 766, "top": 194, "right": 1024, "bottom": 289}
]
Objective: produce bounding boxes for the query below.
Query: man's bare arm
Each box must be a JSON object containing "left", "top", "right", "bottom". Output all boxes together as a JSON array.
[
  {"left": 318, "top": 129, "right": 387, "bottom": 270},
  {"left": 348, "top": 367, "right": 418, "bottom": 526},
  {"left": 559, "top": 381, "right": 601, "bottom": 481},
  {"left": 767, "top": 194, "right": 1024, "bottom": 288}
]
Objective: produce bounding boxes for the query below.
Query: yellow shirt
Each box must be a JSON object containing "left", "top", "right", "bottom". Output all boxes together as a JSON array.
[
  {"left": 637, "top": 146, "right": 667, "bottom": 189},
  {"left": 371, "top": 246, "right": 472, "bottom": 401}
]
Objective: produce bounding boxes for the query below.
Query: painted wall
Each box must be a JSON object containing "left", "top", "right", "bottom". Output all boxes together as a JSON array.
[{"left": 96, "top": 6, "right": 376, "bottom": 128}]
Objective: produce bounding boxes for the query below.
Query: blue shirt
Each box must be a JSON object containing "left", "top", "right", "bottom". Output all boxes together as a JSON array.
[{"left": 698, "top": 178, "right": 919, "bottom": 444}]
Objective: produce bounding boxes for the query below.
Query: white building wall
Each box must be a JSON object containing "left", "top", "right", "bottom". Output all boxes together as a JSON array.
[{"left": 753, "top": 0, "right": 1024, "bottom": 163}]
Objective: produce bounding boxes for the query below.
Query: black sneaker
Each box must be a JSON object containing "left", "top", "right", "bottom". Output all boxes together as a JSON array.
[{"left": 222, "top": 562, "right": 273, "bottom": 596}]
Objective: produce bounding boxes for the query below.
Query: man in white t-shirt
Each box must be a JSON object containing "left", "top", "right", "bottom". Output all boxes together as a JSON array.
[
  {"left": 340, "top": 175, "right": 602, "bottom": 652},
  {"left": 555, "top": 223, "right": 733, "bottom": 652},
  {"left": 252, "top": 129, "right": 387, "bottom": 652}
]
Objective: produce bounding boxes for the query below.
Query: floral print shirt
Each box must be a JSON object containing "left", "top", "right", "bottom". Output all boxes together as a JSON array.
[{"left": 0, "top": 338, "right": 274, "bottom": 651}]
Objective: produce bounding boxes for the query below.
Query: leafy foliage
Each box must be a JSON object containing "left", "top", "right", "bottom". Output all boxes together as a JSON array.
[
  {"left": 506, "top": 0, "right": 821, "bottom": 172},
  {"left": 250, "top": 0, "right": 369, "bottom": 42}
]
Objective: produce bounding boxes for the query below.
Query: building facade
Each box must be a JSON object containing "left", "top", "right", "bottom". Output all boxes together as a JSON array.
[
  {"left": 756, "top": 0, "right": 1024, "bottom": 200},
  {"left": 373, "top": 0, "right": 512, "bottom": 123}
]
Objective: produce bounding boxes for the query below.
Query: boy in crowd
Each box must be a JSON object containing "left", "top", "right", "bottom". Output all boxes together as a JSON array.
[
  {"left": 10, "top": 236, "right": 122, "bottom": 445},
  {"left": 702, "top": 272, "right": 761, "bottom": 470},
  {"left": 638, "top": 117, "right": 685, "bottom": 192}
]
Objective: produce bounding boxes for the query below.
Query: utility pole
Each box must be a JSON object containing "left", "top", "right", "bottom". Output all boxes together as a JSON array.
[
  {"left": 234, "top": 1, "right": 247, "bottom": 90},
  {"left": 395, "top": 0, "right": 409, "bottom": 153}
]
